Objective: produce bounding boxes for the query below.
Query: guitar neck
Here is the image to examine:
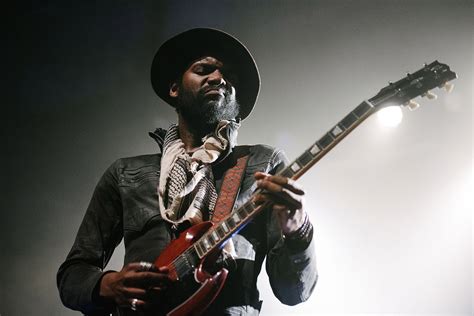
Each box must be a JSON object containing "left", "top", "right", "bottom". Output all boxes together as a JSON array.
[
  {"left": 191, "top": 99, "right": 379, "bottom": 260},
  {"left": 279, "top": 99, "right": 378, "bottom": 180}
]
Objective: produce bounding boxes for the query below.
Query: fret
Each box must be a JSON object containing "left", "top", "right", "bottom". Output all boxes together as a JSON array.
[
  {"left": 239, "top": 204, "right": 249, "bottom": 216},
  {"left": 211, "top": 230, "right": 219, "bottom": 242},
  {"left": 227, "top": 217, "right": 236, "bottom": 229},
  {"left": 309, "top": 143, "right": 321, "bottom": 156},
  {"left": 238, "top": 208, "right": 247, "bottom": 219},
  {"left": 298, "top": 150, "right": 313, "bottom": 166},
  {"left": 353, "top": 101, "right": 373, "bottom": 118},
  {"left": 202, "top": 238, "right": 211, "bottom": 250},
  {"left": 216, "top": 226, "right": 225, "bottom": 238},
  {"left": 290, "top": 162, "right": 301, "bottom": 173},
  {"left": 243, "top": 202, "right": 254, "bottom": 215},
  {"left": 247, "top": 200, "right": 256, "bottom": 208},
  {"left": 207, "top": 235, "right": 215, "bottom": 246},
  {"left": 340, "top": 112, "right": 358, "bottom": 129},
  {"left": 221, "top": 221, "right": 230, "bottom": 233},
  {"left": 280, "top": 168, "right": 294, "bottom": 178},
  {"left": 318, "top": 132, "right": 334, "bottom": 149},
  {"left": 232, "top": 212, "right": 242, "bottom": 224},
  {"left": 330, "top": 125, "right": 343, "bottom": 137},
  {"left": 194, "top": 243, "right": 204, "bottom": 258}
]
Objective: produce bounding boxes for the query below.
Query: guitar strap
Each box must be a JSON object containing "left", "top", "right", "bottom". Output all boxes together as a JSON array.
[{"left": 211, "top": 152, "right": 249, "bottom": 223}]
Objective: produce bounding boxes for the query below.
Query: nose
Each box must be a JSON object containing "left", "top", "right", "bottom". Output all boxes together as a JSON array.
[{"left": 207, "top": 69, "right": 226, "bottom": 86}]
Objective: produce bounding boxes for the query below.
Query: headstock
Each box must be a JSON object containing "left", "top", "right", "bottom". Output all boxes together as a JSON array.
[{"left": 369, "top": 61, "right": 457, "bottom": 111}]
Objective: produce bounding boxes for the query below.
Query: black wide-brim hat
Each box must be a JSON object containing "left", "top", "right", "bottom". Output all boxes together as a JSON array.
[{"left": 151, "top": 28, "right": 260, "bottom": 120}]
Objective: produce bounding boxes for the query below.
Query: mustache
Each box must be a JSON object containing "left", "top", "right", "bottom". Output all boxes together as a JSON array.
[{"left": 201, "top": 85, "right": 228, "bottom": 95}]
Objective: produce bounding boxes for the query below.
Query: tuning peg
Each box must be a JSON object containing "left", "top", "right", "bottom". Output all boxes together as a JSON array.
[
  {"left": 422, "top": 91, "right": 438, "bottom": 100},
  {"left": 405, "top": 100, "right": 420, "bottom": 111},
  {"left": 443, "top": 82, "right": 454, "bottom": 93}
]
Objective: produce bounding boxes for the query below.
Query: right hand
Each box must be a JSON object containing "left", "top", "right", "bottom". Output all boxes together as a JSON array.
[{"left": 99, "top": 262, "right": 171, "bottom": 311}]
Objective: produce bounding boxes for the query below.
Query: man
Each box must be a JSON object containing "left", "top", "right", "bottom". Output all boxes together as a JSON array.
[{"left": 57, "top": 28, "right": 317, "bottom": 316}]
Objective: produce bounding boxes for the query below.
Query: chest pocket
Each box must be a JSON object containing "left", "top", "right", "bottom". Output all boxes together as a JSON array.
[{"left": 118, "top": 165, "right": 161, "bottom": 232}]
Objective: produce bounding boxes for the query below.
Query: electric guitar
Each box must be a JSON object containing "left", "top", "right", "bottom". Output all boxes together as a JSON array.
[{"left": 147, "top": 61, "right": 457, "bottom": 315}]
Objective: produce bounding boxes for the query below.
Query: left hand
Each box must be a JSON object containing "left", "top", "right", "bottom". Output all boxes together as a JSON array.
[{"left": 254, "top": 171, "right": 307, "bottom": 235}]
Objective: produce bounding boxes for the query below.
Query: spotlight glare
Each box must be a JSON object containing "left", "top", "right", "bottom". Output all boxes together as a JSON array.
[{"left": 377, "top": 106, "right": 403, "bottom": 127}]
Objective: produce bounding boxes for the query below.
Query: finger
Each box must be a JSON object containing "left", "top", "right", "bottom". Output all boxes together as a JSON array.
[
  {"left": 146, "top": 286, "right": 168, "bottom": 305},
  {"left": 257, "top": 178, "right": 305, "bottom": 197},
  {"left": 126, "top": 262, "right": 155, "bottom": 272},
  {"left": 253, "top": 193, "right": 271, "bottom": 206},
  {"left": 283, "top": 178, "right": 305, "bottom": 195},
  {"left": 256, "top": 178, "right": 284, "bottom": 193},
  {"left": 254, "top": 171, "right": 269, "bottom": 180},
  {"left": 122, "top": 287, "right": 148, "bottom": 299},
  {"left": 270, "top": 189, "right": 304, "bottom": 210},
  {"left": 126, "top": 297, "right": 146, "bottom": 311},
  {"left": 128, "top": 262, "right": 169, "bottom": 273},
  {"left": 126, "top": 271, "right": 172, "bottom": 287},
  {"left": 263, "top": 175, "right": 305, "bottom": 195},
  {"left": 156, "top": 266, "right": 169, "bottom": 273},
  {"left": 147, "top": 286, "right": 168, "bottom": 296},
  {"left": 254, "top": 192, "right": 302, "bottom": 212},
  {"left": 273, "top": 203, "right": 288, "bottom": 212},
  {"left": 281, "top": 188, "right": 304, "bottom": 209}
]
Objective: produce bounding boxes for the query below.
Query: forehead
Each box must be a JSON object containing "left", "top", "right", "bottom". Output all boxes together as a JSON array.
[{"left": 188, "top": 56, "right": 224, "bottom": 69}]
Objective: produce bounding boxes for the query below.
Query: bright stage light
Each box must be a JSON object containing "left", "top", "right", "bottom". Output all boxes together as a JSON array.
[{"left": 377, "top": 106, "right": 403, "bottom": 127}]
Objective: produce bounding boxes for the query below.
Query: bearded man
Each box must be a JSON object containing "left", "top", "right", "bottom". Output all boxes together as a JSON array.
[{"left": 57, "top": 28, "right": 317, "bottom": 316}]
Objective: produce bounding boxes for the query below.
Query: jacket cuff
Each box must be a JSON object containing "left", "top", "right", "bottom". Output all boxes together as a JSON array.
[
  {"left": 283, "top": 217, "right": 314, "bottom": 253},
  {"left": 81, "top": 269, "right": 116, "bottom": 314},
  {"left": 286, "top": 232, "right": 316, "bottom": 272}
]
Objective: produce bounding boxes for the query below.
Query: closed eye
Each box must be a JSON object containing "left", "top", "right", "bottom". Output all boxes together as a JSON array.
[{"left": 193, "top": 64, "right": 215, "bottom": 75}]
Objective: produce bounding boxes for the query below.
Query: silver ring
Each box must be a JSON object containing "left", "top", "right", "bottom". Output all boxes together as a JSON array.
[
  {"left": 131, "top": 298, "right": 138, "bottom": 311},
  {"left": 139, "top": 261, "right": 153, "bottom": 271}
]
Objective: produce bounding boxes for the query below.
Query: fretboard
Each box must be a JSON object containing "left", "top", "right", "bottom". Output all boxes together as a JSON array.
[
  {"left": 190, "top": 99, "right": 377, "bottom": 260},
  {"left": 280, "top": 99, "right": 376, "bottom": 180}
]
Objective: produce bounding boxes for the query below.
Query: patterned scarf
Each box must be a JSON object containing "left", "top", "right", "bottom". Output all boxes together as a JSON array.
[{"left": 158, "top": 120, "right": 240, "bottom": 227}]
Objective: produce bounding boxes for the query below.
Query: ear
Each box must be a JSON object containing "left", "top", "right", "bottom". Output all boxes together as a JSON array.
[{"left": 169, "top": 82, "right": 179, "bottom": 98}]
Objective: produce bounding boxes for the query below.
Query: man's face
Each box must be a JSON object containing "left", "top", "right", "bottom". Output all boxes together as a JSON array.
[{"left": 170, "top": 56, "right": 240, "bottom": 130}]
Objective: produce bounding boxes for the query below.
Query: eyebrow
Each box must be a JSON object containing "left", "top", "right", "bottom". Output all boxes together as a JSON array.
[
  {"left": 189, "top": 60, "right": 237, "bottom": 81},
  {"left": 192, "top": 58, "right": 223, "bottom": 66}
]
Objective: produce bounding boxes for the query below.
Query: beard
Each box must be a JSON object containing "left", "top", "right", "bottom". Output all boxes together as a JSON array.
[{"left": 175, "top": 84, "right": 240, "bottom": 134}]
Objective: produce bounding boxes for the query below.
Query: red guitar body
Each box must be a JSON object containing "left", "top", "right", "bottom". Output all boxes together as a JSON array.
[{"left": 154, "top": 221, "right": 228, "bottom": 316}]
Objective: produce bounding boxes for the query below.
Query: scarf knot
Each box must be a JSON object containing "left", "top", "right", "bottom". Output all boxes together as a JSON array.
[{"left": 157, "top": 120, "right": 240, "bottom": 226}]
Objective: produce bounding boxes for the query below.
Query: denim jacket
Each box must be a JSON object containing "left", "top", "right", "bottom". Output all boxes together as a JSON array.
[{"left": 57, "top": 138, "right": 318, "bottom": 315}]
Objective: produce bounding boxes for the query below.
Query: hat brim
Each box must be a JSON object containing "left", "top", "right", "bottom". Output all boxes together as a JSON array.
[{"left": 151, "top": 28, "right": 260, "bottom": 120}]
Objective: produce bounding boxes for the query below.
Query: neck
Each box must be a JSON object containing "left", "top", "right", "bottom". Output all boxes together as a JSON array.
[{"left": 177, "top": 113, "right": 211, "bottom": 152}]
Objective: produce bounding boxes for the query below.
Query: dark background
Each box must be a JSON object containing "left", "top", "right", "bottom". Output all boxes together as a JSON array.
[{"left": 3, "top": 1, "right": 472, "bottom": 315}]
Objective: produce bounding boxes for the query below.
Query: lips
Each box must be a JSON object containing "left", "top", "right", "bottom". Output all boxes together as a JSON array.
[{"left": 203, "top": 87, "right": 226, "bottom": 96}]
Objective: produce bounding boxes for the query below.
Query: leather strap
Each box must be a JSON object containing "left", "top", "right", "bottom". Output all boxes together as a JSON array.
[{"left": 211, "top": 154, "right": 249, "bottom": 223}]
